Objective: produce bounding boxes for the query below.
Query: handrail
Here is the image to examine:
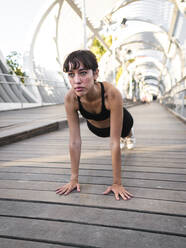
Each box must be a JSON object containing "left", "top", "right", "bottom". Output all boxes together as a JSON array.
[
  {"left": 160, "top": 76, "right": 186, "bottom": 121},
  {"left": 0, "top": 72, "right": 66, "bottom": 85},
  {"left": 0, "top": 80, "right": 66, "bottom": 88},
  {"left": 162, "top": 76, "right": 186, "bottom": 98},
  {"left": 0, "top": 72, "right": 69, "bottom": 110}
]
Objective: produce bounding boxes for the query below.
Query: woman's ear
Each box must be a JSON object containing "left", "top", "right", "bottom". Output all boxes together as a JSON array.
[{"left": 93, "top": 69, "right": 99, "bottom": 80}]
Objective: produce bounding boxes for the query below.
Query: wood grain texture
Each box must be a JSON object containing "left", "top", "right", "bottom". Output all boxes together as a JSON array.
[{"left": 0, "top": 102, "right": 186, "bottom": 247}]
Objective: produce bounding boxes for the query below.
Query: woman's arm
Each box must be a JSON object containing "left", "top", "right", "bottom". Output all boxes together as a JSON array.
[
  {"left": 103, "top": 84, "right": 133, "bottom": 200},
  {"left": 56, "top": 92, "right": 81, "bottom": 195},
  {"left": 109, "top": 87, "right": 123, "bottom": 185}
]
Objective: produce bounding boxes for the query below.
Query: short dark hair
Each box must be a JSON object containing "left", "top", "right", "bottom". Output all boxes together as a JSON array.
[{"left": 63, "top": 50, "right": 98, "bottom": 73}]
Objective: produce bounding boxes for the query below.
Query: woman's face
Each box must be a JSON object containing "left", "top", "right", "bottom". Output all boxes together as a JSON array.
[{"left": 67, "top": 61, "right": 98, "bottom": 97}]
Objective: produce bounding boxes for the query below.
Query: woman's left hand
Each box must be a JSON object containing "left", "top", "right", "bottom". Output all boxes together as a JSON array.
[{"left": 103, "top": 184, "right": 133, "bottom": 200}]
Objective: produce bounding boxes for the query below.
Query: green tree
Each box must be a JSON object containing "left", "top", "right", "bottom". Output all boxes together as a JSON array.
[
  {"left": 90, "top": 35, "right": 125, "bottom": 85},
  {"left": 6, "top": 51, "right": 26, "bottom": 83},
  {"left": 116, "top": 66, "right": 123, "bottom": 85},
  {"left": 90, "top": 35, "right": 112, "bottom": 61}
]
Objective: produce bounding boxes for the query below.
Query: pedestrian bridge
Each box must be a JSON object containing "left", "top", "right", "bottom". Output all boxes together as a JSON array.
[
  {"left": 0, "top": 0, "right": 186, "bottom": 247},
  {"left": 0, "top": 0, "right": 186, "bottom": 114}
]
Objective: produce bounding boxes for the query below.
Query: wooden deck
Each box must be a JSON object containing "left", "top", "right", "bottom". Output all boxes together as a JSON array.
[
  {"left": 0, "top": 102, "right": 186, "bottom": 248},
  {"left": 0, "top": 104, "right": 67, "bottom": 146}
]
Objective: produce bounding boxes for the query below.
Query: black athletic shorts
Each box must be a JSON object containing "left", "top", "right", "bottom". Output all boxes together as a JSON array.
[{"left": 87, "top": 108, "right": 133, "bottom": 138}]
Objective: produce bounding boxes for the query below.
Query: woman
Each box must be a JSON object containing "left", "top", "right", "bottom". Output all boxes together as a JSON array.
[{"left": 56, "top": 50, "right": 134, "bottom": 200}]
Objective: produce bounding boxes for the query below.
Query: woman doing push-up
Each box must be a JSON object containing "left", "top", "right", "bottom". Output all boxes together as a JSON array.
[{"left": 56, "top": 50, "right": 135, "bottom": 200}]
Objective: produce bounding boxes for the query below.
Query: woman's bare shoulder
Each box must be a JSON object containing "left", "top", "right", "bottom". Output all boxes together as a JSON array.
[
  {"left": 101, "top": 81, "right": 122, "bottom": 110},
  {"left": 102, "top": 81, "right": 122, "bottom": 99}
]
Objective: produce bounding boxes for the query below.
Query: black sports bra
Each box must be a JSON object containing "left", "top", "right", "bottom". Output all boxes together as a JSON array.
[{"left": 77, "top": 82, "right": 110, "bottom": 121}]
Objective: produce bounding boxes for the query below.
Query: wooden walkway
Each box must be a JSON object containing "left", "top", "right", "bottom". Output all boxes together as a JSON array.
[
  {"left": 0, "top": 102, "right": 186, "bottom": 248},
  {"left": 0, "top": 104, "right": 67, "bottom": 146}
]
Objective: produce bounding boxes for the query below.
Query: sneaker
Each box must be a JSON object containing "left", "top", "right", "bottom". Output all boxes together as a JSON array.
[
  {"left": 126, "top": 128, "right": 136, "bottom": 149},
  {"left": 126, "top": 137, "right": 135, "bottom": 149},
  {"left": 120, "top": 137, "right": 125, "bottom": 149}
]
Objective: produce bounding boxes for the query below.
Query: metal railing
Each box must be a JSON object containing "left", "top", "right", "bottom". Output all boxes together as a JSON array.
[
  {"left": 0, "top": 72, "right": 69, "bottom": 110},
  {"left": 160, "top": 76, "right": 186, "bottom": 121}
]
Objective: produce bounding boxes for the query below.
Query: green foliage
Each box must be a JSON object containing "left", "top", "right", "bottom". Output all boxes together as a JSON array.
[
  {"left": 116, "top": 66, "right": 123, "bottom": 85},
  {"left": 90, "top": 35, "right": 112, "bottom": 61},
  {"left": 127, "top": 58, "right": 135, "bottom": 64},
  {"left": 6, "top": 51, "right": 26, "bottom": 83},
  {"left": 105, "top": 35, "right": 112, "bottom": 47}
]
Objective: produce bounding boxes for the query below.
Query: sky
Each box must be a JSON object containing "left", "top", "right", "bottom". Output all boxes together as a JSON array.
[
  {"left": 0, "top": 0, "right": 47, "bottom": 57},
  {"left": 0, "top": 0, "right": 117, "bottom": 59},
  {"left": 0, "top": 0, "right": 121, "bottom": 71},
  {"left": 0, "top": 0, "right": 88, "bottom": 70}
]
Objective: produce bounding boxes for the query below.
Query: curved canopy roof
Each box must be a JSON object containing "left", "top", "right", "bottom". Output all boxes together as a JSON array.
[{"left": 27, "top": 0, "right": 186, "bottom": 97}]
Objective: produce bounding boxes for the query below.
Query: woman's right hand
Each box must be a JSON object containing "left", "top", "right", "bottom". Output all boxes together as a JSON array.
[{"left": 56, "top": 180, "right": 80, "bottom": 195}]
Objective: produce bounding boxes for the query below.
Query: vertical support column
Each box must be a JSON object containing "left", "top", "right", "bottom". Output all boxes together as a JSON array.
[
  {"left": 18, "top": 81, "right": 23, "bottom": 109},
  {"left": 181, "top": 91, "right": 184, "bottom": 117},
  {"left": 82, "top": 0, "right": 87, "bottom": 49},
  {"left": 112, "top": 33, "right": 116, "bottom": 85}
]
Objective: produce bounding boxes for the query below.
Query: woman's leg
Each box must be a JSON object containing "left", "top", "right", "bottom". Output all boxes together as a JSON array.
[{"left": 120, "top": 108, "right": 135, "bottom": 150}]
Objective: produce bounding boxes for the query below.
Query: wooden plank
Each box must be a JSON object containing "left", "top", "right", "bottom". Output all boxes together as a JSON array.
[
  {"left": 0, "top": 200, "right": 186, "bottom": 236},
  {"left": 0, "top": 217, "right": 186, "bottom": 248},
  {"left": 1, "top": 143, "right": 186, "bottom": 153},
  {"left": 0, "top": 238, "right": 74, "bottom": 248},
  {"left": 1, "top": 164, "right": 186, "bottom": 174},
  {"left": 0, "top": 152, "right": 186, "bottom": 163},
  {"left": 0, "top": 104, "right": 71, "bottom": 146},
  {"left": 0, "top": 189, "right": 186, "bottom": 215},
  {"left": 0, "top": 166, "right": 186, "bottom": 180},
  {"left": 0, "top": 174, "right": 185, "bottom": 191},
  {"left": 0, "top": 180, "right": 186, "bottom": 202},
  {"left": 0, "top": 171, "right": 185, "bottom": 187},
  {"left": 0, "top": 104, "right": 66, "bottom": 128},
  {"left": 1, "top": 160, "right": 185, "bottom": 169}
]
